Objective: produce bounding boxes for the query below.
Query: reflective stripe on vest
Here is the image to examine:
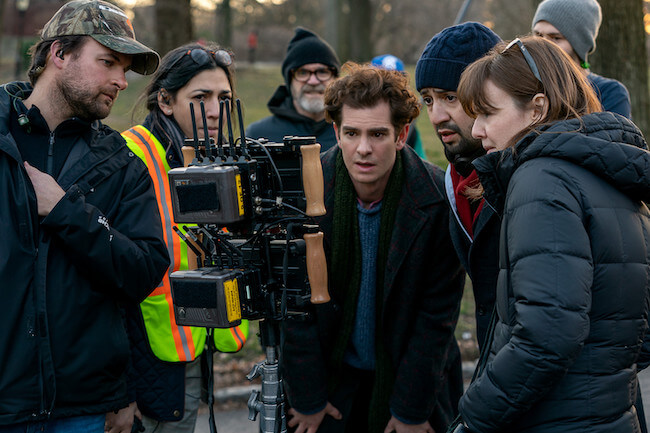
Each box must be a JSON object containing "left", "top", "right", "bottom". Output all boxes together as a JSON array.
[{"left": 122, "top": 125, "right": 248, "bottom": 361}]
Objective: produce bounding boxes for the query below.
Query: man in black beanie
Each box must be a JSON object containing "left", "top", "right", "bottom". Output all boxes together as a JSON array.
[
  {"left": 415, "top": 22, "right": 500, "bottom": 351},
  {"left": 246, "top": 27, "right": 340, "bottom": 151}
]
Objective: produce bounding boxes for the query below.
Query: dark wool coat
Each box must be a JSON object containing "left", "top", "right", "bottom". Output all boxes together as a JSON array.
[
  {"left": 282, "top": 145, "right": 465, "bottom": 431},
  {"left": 0, "top": 82, "right": 169, "bottom": 424},
  {"left": 445, "top": 167, "right": 500, "bottom": 349},
  {"left": 245, "top": 85, "right": 337, "bottom": 151},
  {"left": 460, "top": 112, "right": 650, "bottom": 433}
]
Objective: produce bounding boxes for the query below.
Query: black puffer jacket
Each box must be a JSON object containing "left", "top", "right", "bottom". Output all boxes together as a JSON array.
[
  {"left": 245, "top": 85, "right": 337, "bottom": 151},
  {"left": 0, "top": 82, "right": 169, "bottom": 424},
  {"left": 460, "top": 112, "right": 650, "bottom": 433}
]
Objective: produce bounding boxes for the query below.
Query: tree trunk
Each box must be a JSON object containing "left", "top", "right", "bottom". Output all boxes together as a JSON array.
[
  {"left": 336, "top": 0, "right": 350, "bottom": 61},
  {"left": 155, "top": 0, "right": 193, "bottom": 57},
  {"left": 335, "top": 0, "right": 372, "bottom": 62},
  {"left": 486, "top": 0, "right": 538, "bottom": 40},
  {"left": 0, "top": 0, "right": 6, "bottom": 61},
  {"left": 216, "top": 0, "right": 232, "bottom": 48},
  {"left": 325, "top": 0, "right": 338, "bottom": 52},
  {"left": 347, "top": 0, "right": 372, "bottom": 61},
  {"left": 590, "top": 0, "right": 649, "bottom": 137}
]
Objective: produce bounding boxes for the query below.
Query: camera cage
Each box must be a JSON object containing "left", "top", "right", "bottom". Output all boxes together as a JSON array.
[
  {"left": 166, "top": 98, "right": 329, "bottom": 433},
  {"left": 167, "top": 99, "right": 328, "bottom": 328}
]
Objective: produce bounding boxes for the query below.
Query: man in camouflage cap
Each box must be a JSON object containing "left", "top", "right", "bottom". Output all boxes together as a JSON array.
[
  {"left": 40, "top": 0, "right": 158, "bottom": 75},
  {"left": 0, "top": 1, "right": 169, "bottom": 432}
]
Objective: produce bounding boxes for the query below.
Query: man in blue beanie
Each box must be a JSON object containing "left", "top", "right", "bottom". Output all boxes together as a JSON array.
[
  {"left": 415, "top": 22, "right": 500, "bottom": 351},
  {"left": 246, "top": 27, "right": 340, "bottom": 150},
  {"left": 532, "top": 0, "right": 631, "bottom": 118}
]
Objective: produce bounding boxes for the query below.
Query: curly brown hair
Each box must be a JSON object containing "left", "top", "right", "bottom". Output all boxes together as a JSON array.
[{"left": 324, "top": 61, "right": 420, "bottom": 134}]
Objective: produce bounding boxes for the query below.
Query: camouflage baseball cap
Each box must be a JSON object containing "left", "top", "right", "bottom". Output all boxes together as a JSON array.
[{"left": 41, "top": 0, "right": 159, "bottom": 75}]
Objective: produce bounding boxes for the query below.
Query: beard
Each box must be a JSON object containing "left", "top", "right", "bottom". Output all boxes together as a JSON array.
[
  {"left": 295, "top": 83, "right": 326, "bottom": 114},
  {"left": 55, "top": 64, "right": 116, "bottom": 121},
  {"left": 437, "top": 122, "right": 485, "bottom": 177}
]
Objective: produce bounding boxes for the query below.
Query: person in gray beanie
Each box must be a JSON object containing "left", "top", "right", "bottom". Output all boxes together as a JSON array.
[
  {"left": 415, "top": 22, "right": 501, "bottom": 353},
  {"left": 246, "top": 27, "right": 340, "bottom": 151},
  {"left": 532, "top": 0, "right": 631, "bottom": 118},
  {"left": 534, "top": 1, "right": 640, "bottom": 430}
]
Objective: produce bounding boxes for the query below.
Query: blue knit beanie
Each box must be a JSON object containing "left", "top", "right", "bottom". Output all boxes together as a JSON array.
[
  {"left": 415, "top": 22, "right": 501, "bottom": 92},
  {"left": 532, "top": 0, "right": 602, "bottom": 63},
  {"left": 281, "top": 27, "right": 340, "bottom": 88}
]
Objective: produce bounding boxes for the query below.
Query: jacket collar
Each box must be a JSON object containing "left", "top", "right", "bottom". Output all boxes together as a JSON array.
[
  {"left": 0, "top": 81, "right": 127, "bottom": 189},
  {"left": 0, "top": 82, "right": 33, "bottom": 161}
]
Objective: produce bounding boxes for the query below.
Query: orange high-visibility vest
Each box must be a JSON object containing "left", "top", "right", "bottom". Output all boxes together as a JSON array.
[{"left": 123, "top": 125, "right": 248, "bottom": 361}]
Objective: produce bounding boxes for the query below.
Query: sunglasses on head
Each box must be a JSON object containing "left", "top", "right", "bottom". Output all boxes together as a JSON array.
[
  {"left": 502, "top": 38, "right": 543, "bottom": 84},
  {"left": 165, "top": 48, "right": 233, "bottom": 74}
]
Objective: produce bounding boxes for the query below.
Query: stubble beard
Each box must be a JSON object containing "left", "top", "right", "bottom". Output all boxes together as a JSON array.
[
  {"left": 437, "top": 122, "right": 482, "bottom": 162},
  {"left": 55, "top": 65, "right": 114, "bottom": 121}
]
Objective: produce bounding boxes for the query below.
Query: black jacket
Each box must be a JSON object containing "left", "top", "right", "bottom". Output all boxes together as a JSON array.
[
  {"left": 445, "top": 167, "right": 499, "bottom": 349},
  {"left": 282, "top": 146, "right": 465, "bottom": 431},
  {"left": 0, "top": 82, "right": 169, "bottom": 424},
  {"left": 460, "top": 112, "right": 650, "bottom": 433},
  {"left": 245, "top": 85, "right": 337, "bottom": 151}
]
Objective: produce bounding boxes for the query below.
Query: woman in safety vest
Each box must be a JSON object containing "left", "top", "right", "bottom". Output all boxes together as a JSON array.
[{"left": 110, "top": 42, "right": 249, "bottom": 433}]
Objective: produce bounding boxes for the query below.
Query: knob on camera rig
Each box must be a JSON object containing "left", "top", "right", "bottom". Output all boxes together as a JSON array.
[{"left": 167, "top": 98, "right": 329, "bottom": 433}]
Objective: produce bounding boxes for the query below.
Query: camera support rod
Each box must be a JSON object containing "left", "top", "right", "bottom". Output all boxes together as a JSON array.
[{"left": 247, "top": 320, "right": 287, "bottom": 433}]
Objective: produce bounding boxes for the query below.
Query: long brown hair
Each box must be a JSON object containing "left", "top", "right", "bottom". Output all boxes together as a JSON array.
[{"left": 458, "top": 35, "right": 601, "bottom": 146}]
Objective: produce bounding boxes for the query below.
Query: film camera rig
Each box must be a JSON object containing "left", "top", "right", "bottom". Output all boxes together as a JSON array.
[{"left": 167, "top": 99, "right": 329, "bottom": 433}]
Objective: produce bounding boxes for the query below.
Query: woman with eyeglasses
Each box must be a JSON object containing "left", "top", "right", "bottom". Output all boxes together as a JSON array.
[
  {"left": 454, "top": 35, "right": 650, "bottom": 433},
  {"left": 107, "top": 42, "right": 249, "bottom": 433}
]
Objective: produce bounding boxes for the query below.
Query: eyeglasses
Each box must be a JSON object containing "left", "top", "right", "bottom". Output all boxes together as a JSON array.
[
  {"left": 165, "top": 48, "right": 233, "bottom": 74},
  {"left": 502, "top": 38, "right": 542, "bottom": 84},
  {"left": 292, "top": 67, "right": 334, "bottom": 83}
]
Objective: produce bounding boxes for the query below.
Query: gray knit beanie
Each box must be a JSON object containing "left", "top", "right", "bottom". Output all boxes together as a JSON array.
[{"left": 532, "top": 0, "right": 602, "bottom": 63}]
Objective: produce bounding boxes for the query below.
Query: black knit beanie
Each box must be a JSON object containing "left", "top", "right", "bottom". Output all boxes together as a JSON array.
[
  {"left": 415, "top": 22, "right": 501, "bottom": 92},
  {"left": 281, "top": 27, "right": 341, "bottom": 87}
]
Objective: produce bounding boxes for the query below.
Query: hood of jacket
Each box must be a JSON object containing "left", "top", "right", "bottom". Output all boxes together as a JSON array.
[{"left": 473, "top": 111, "right": 650, "bottom": 213}]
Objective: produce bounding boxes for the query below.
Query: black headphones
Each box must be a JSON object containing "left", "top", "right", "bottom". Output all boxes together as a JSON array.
[{"left": 56, "top": 50, "right": 64, "bottom": 60}]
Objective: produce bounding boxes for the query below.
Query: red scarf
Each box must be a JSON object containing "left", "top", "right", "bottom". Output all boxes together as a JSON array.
[{"left": 450, "top": 165, "right": 484, "bottom": 238}]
